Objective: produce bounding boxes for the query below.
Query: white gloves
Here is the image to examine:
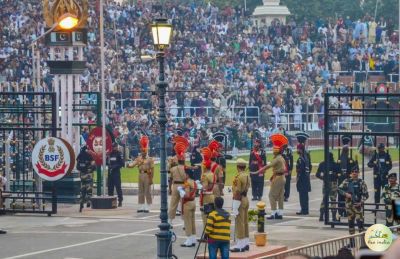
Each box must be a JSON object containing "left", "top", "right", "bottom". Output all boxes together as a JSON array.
[
  {"left": 195, "top": 180, "right": 203, "bottom": 190},
  {"left": 177, "top": 186, "right": 186, "bottom": 198},
  {"left": 232, "top": 200, "right": 241, "bottom": 217}
]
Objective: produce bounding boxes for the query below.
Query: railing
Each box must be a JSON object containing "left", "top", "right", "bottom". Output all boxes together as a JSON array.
[{"left": 262, "top": 225, "right": 400, "bottom": 259}]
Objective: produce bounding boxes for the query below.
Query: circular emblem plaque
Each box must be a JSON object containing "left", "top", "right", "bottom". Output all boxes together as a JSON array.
[{"left": 32, "top": 137, "right": 75, "bottom": 181}]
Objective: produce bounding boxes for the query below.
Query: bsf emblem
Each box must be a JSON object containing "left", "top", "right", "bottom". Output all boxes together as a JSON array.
[{"left": 32, "top": 137, "right": 75, "bottom": 181}]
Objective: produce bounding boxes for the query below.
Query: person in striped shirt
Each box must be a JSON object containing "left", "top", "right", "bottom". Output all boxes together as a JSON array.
[{"left": 204, "top": 197, "right": 231, "bottom": 259}]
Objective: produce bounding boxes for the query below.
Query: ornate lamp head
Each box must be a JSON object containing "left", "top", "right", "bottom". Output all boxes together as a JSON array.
[{"left": 43, "top": 0, "right": 88, "bottom": 29}]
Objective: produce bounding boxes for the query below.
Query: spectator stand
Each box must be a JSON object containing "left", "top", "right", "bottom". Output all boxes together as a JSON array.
[{"left": 323, "top": 86, "right": 400, "bottom": 228}]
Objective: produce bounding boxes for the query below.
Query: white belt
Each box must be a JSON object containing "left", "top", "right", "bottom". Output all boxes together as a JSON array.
[{"left": 203, "top": 191, "right": 213, "bottom": 195}]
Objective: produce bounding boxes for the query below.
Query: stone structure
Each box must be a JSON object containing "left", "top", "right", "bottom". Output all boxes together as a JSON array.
[{"left": 252, "top": 0, "right": 291, "bottom": 26}]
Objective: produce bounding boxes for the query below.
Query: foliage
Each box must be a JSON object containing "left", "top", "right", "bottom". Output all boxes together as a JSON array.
[{"left": 248, "top": 208, "right": 259, "bottom": 223}]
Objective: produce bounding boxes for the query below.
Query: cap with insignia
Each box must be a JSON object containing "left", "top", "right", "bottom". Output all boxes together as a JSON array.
[
  {"left": 212, "top": 132, "right": 227, "bottom": 143},
  {"left": 236, "top": 158, "right": 248, "bottom": 166},
  {"left": 351, "top": 164, "right": 359, "bottom": 173},
  {"left": 378, "top": 143, "right": 385, "bottom": 149},
  {"left": 295, "top": 132, "right": 310, "bottom": 144},
  {"left": 388, "top": 173, "right": 397, "bottom": 179},
  {"left": 341, "top": 135, "right": 351, "bottom": 146}
]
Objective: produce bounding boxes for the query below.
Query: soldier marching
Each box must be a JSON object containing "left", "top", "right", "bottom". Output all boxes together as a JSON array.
[
  {"left": 249, "top": 137, "right": 267, "bottom": 201},
  {"left": 77, "top": 145, "right": 95, "bottom": 212}
]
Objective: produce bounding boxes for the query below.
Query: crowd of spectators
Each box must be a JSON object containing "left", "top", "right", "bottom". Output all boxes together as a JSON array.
[{"left": 0, "top": 0, "right": 399, "bottom": 154}]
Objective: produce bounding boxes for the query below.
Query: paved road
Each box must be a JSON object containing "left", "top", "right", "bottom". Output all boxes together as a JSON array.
[{"left": 0, "top": 165, "right": 391, "bottom": 259}]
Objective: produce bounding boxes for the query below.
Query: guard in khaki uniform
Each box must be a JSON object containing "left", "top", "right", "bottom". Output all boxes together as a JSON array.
[
  {"left": 200, "top": 147, "right": 216, "bottom": 227},
  {"left": 231, "top": 158, "right": 251, "bottom": 253},
  {"left": 168, "top": 136, "right": 190, "bottom": 225},
  {"left": 254, "top": 133, "right": 288, "bottom": 220},
  {"left": 208, "top": 139, "right": 224, "bottom": 197},
  {"left": 128, "top": 136, "right": 154, "bottom": 213},
  {"left": 180, "top": 169, "right": 198, "bottom": 247}
]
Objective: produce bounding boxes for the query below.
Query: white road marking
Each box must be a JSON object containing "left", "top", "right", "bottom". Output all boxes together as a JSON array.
[{"left": 2, "top": 224, "right": 182, "bottom": 259}]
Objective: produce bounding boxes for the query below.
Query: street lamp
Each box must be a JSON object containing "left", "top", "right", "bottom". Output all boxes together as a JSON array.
[{"left": 152, "top": 18, "right": 173, "bottom": 259}]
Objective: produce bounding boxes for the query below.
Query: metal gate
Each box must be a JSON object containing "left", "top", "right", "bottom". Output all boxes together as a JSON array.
[
  {"left": 323, "top": 85, "right": 400, "bottom": 227},
  {"left": 0, "top": 92, "right": 57, "bottom": 215}
]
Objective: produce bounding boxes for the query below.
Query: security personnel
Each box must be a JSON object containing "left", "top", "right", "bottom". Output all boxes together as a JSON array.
[
  {"left": 381, "top": 173, "right": 400, "bottom": 227},
  {"left": 255, "top": 133, "right": 288, "bottom": 219},
  {"left": 204, "top": 197, "right": 231, "bottom": 259},
  {"left": 200, "top": 147, "right": 216, "bottom": 227},
  {"left": 367, "top": 143, "right": 393, "bottom": 205},
  {"left": 180, "top": 166, "right": 197, "bottom": 247},
  {"left": 296, "top": 141, "right": 312, "bottom": 215},
  {"left": 338, "top": 165, "right": 369, "bottom": 235},
  {"left": 249, "top": 138, "right": 267, "bottom": 201},
  {"left": 316, "top": 152, "right": 340, "bottom": 221},
  {"left": 282, "top": 144, "right": 294, "bottom": 202},
  {"left": 190, "top": 144, "right": 203, "bottom": 181},
  {"left": 107, "top": 143, "right": 124, "bottom": 207},
  {"left": 337, "top": 135, "right": 354, "bottom": 218},
  {"left": 128, "top": 135, "right": 154, "bottom": 213},
  {"left": 230, "top": 158, "right": 251, "bottom": 252},
  {"left": 168, "top": 136, "right": 190, "bottom": 225},
  {"left": 208, "top": 139, "right": 224, "bottom": 197},
  {"left": 77, "top": 146, "right": 95, "bottom": 212}
]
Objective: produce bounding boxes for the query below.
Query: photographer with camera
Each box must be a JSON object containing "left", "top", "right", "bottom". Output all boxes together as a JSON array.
[
  {"left": 338, "top": 165, "right": 369, "bottom": 236},
  {"left": 382, "top": 173, "right": 400, "bottom": 227}
]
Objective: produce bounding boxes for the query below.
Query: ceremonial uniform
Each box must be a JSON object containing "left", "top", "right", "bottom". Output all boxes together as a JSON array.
[
  {"left": 181, "top": 177, "right": 197, "bottom": 247},
  {"left": 367, "top": 145, "right": 393, "bottom": 204},
  {"left": 249, "top": 144, "right": 267, "bottom": 200},
  {"left": 190, "top": 146, "right": 203, "bottom": 181},
  {"left": 231, "top": 159, "right": 250, "bottom": 252},
  {"left": 76, "top": 146, "right": 95, "bottom": 212},
  {"left": 316, "top": 153, "right": 340, "bottom": 221},
  {"left": 338, "top": 170, "right": 369, "bottom": 235},
  {"left": 381, "top": 173, "right": 400, "bottom": 227},
  {"left": 296, "top": 150, "right": 312, "bottom": 215},
  {"left": 200, "top": 147, "right": 216, "bottom": 226},
  {"left": 209, "top": 138, "right": 225, "bottom": 197},
  {"left": 107, "top": 144, "right": 124, "bottom": 206},
  {"left": 282, "top": 147, "right": 294, "bottom": 201},
  {"left": 168, "top": 136, "right": 190, "bottom": 223},
  {"left": 129, "top": 136, "right": 154, "bottom": 212}
]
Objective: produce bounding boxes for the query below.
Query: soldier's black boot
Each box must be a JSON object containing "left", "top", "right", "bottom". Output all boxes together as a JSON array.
[
  {"left": 79, "top": 203, "right": 84, "bottom": 213},
  {"left": 319, "top": 209, "right": 324, "bottom": 222},
  {"left": 118, "top": 201, "right": 122, "bottom": 207},
  {"left": 87, "top": 202, "right": 91, "bottom": 208}
]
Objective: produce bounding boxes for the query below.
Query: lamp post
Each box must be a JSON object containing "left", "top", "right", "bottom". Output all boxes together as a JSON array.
[{"left": 151, "top": 18, "right": 173, "bottom": 259}]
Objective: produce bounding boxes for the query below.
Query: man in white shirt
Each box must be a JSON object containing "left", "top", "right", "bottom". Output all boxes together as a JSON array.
[{"left": 272, "top": 104, "right": 281, "bottom": 129}]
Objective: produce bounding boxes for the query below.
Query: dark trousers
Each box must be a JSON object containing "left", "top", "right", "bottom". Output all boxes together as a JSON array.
[
  {"left": 338, "top": 194, "right": 346, "bottom": 216},
  {"left": 251, "top": 175, "right": 264, "bottom": 199},
  {"left": 374, "top": 176, "right": 387, "bottom": 204},
  {"left": 284, "top": 174, "right": 291, "bottom": 199},
  {"left": 108, "top": 171, "right": 123, "bottom": 202},
  {"left": 299, "top": 191, "right": 309, "bottom": 213}
]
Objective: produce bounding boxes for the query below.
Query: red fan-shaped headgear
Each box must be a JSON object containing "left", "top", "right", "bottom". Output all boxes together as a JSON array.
[
  {"left": 140, "top": 136, "right": 149, "bottom": 152},
  {"left": 270, "top": 133, "right": 288, "bottom": 151},
  {"left": 201, "top": 147, "right": 212, "bottom": 168},
  {"left": 174, "top": 136, "right": 189, "bottom": 161},
  {"left": 208, "top": 140, "right": 222, "bottom": 158}
]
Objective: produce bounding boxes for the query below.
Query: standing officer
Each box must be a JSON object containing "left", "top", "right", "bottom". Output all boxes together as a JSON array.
[
  {"left": 212, "top": 132, "right": 229, "bottom": 196},
  {"left": 337, "top": 135, "right": 354, "bottom": 219},
  {"left": 128, "top": 135, "right": 154, "bottom": 213},
  {"left": 368, "top": 143, "right": 393, "bottom": 205},
  {"left": 168, "top": 136, "right": 190, "bottom": 225},
  {"left": 338, "top": 165, "right": 369, "bottom": 235},
  {"left": 296, "top": 141, "right": 312, "bottom": 215},
  {"left": 249, "top": 138, "right": 267, "bottom": 201},
  {"left": 316, "top": 152, "right": 340, "bottom": 221},
  {"left": 382, "top": 173, "right": 400, "bottom": 227},
  {"left": 180, "top": 165, "right": 197, "bottom": 247},
  {"left": 282, "top": 144, "right": 294, "bottom": 202},
  {"left": 255, "top": 133, "right": 288, "bottom": 219},
  {"left": 77, "top": 146, "right": 95, "bottom": 212},
  {"left": 190, "top": 143, "right": 203, "bottom": 182},
  {"left": 107, "top": 143, "right": 124, "bottom": 207},
  {"left": 230, "top": 158, "right": 251, "bottom": 252},
  {"left": 208, "top": 139, "right": 224, "bottom": 197},
  {"left": 200, "top": 147, "right": 216, "bottom": 227}
]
